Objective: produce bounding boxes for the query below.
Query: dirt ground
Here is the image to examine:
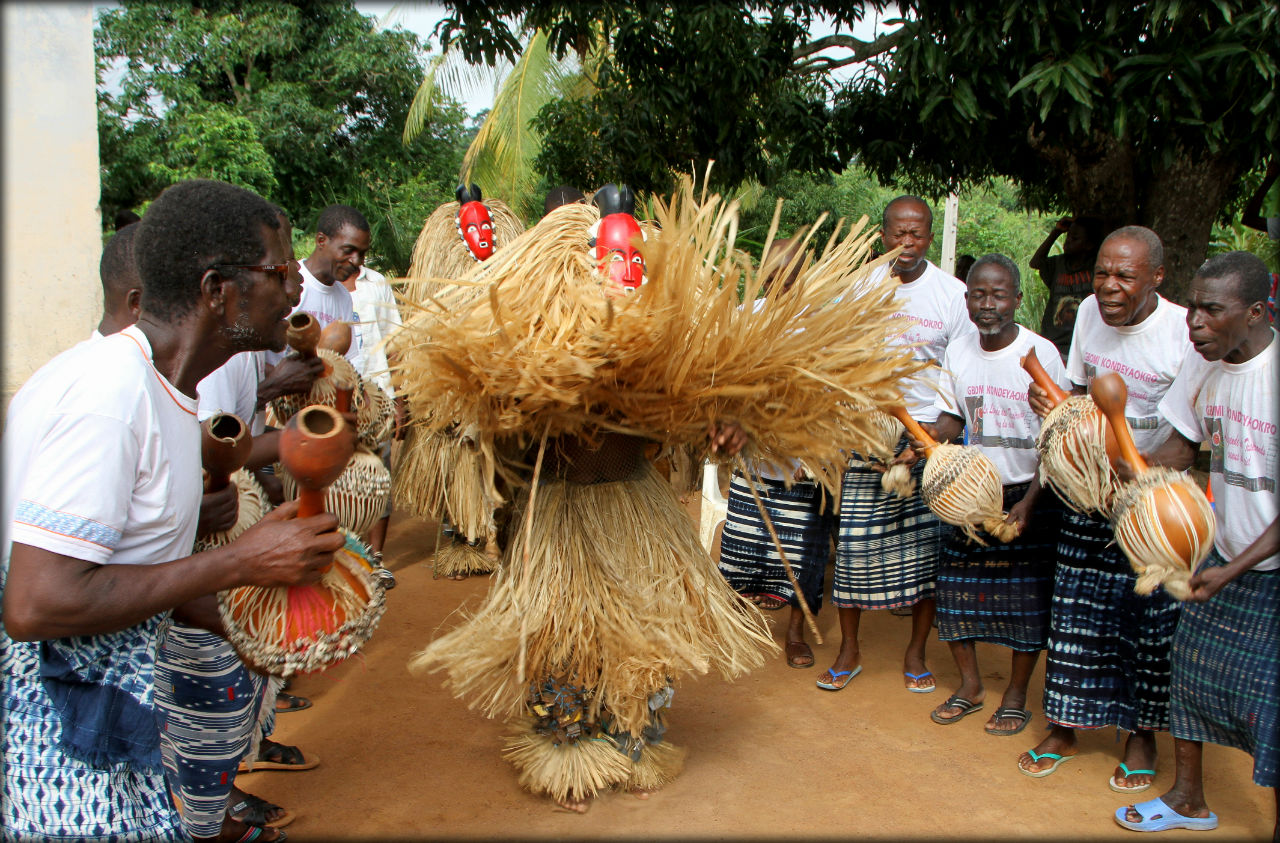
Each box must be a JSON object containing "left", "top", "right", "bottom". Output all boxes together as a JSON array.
[{"left": 246, "top": 507, "right": 1272, "bottom": 841}]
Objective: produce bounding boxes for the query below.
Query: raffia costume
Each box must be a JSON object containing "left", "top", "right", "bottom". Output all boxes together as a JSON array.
[
  {"left": 398, "top": 180, "right": 924, "bottom": 802},
  {"left": 396, "top": 188, "right": 526, "bottom": 576}
]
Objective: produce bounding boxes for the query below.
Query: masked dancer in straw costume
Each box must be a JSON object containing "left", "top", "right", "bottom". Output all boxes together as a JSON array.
[
  {"left": 398, "top": 177, "right": 924, "bottom": 811},
  {"left": 1022, "top": 226, "right": 1192, "bottom": 792},
  {"left": 923, "top": 254, "right": 1069, "bottom": 736},
  {"left": 397, "top": 185, "right": 526, "bottom": 578}
]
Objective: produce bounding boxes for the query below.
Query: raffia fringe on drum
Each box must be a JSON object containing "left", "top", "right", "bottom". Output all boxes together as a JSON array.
[
  {"left": 410, "top": 462, "right": 776, "bottom": 735},
  {"left": 434, "top": 538, "right": 497, "bottom": 576},
  {"left": 502, "top": 727, "right": 632, "bottom": 802},
  {"left": 626, "top": 740, "right": 686, "bottom": 792}
]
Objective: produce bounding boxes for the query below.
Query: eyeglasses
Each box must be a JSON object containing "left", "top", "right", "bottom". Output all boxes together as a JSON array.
[{"left": 214, "top": 263, "right": 293, "bottom": 282}]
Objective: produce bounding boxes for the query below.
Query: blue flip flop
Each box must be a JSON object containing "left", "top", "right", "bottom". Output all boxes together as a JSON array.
[
  {"left": 816, "top": 665, "right": 862, "bottom": 691},
  {"left": 1114, "top": 796, "right": 1218, "bottom": 832},
  {"left": 904, "top": 671, "right": 936, "bottom": 693}
]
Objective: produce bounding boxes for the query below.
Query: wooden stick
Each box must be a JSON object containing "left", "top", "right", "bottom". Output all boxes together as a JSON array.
[
  {"left": 732, "top": 454, "right": 822, "bottom": 645},
  {"left": 516, "top": 424, "right": 550, "bottom": 684}
]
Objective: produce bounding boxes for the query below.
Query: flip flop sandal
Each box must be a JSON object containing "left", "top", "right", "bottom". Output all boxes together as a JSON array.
[
  {"left": 274, "top": 693, "right": 311, "bottom": 714},
  {"left": 233, "top": 826, "right": 287, "bottom": 843},
  {"left": 1018, "top": 748, "right": 1075, "bottom": 778},
  {"left": 785, "top": 640, "right": 814, "bottom": 669},
  {"left": 929, "top": 694, "right": 984, "bottom": 724},
  {"left": 238, "top": 739, "right": 320, "bottom": 773},
  {"left": 984, "top": 707, "right": 1031, "bottom": 736},
  {"left": 904, "top": 671, "right": 936, "bottom": 693},
  {"left": 756, "top": 595, "right": 789, "bottom": 611},
  {"left": 228, "top": 793, "right": 295, "bottom": 829},
  {"left": 1109, "top": 761, "right": 1157, "bottom": 794},
  {"left": 816, "top": 665, "right": 862, "bottom": 691},
  {"left": 1113, "top": 797, "right": 1218, "bottom": 831}
]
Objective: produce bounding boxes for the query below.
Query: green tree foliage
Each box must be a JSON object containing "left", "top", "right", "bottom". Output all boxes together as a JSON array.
[
  {"left": 435, "top": 1, "right": 1278, "bottom": 300},
  {"left": 97, "top": 0, "right": 471, "bottom": 273},
  {"left": 529, "top": 6, "right": 836, "bottom": 195}
]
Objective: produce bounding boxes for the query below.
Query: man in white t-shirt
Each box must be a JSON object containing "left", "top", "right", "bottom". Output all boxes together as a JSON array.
[
  {"left": 820, "top": 196, "right": 975, "bottom": 693},
  {"left": 1113, "top": 251, "right": 1278, "bottom": 836},
  {"left": 925, "top": 254, "right": 1069, "bottom": 736},
  {"left": 267, "top": 203, "right": 369, "bottom": 371},
  {"left": 1021, "top": 226, "right": 1191, "bottom": 793},
  {"left": 1, "top": 179, "right": 345, "bottom": 842}
]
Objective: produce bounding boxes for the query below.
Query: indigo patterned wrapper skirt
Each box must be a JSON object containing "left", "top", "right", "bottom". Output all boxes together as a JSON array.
[
  {"left": 154, "top": 622, "right": 270, "bottom": 839},
  {"left": 717, "top": 474, "right": 833, "bottom": 610},
  {"left": 936, "top": 484, "right": 1062, "bottom": 651},
  {"left": 1171, "top": 550, "right": 1279, "bottom": 788},
  {"left": 833, "top": 458, "right": 942, "bottom": 610},
  {"left": 1043, "top": 508, "right": 1179, "bottom": 732}
]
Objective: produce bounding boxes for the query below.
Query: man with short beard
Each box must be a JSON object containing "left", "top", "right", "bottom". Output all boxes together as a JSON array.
[
  {"left": 1023, "top": 226, "right": 1192, "bottom": 794},
  {"left": 1, "top": 179, "right": 343, "bottom": 841}
]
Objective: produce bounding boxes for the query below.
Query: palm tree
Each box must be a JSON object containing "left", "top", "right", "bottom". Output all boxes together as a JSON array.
[{"left": 403, "top": 25, "right": 594, "bottom": 217}]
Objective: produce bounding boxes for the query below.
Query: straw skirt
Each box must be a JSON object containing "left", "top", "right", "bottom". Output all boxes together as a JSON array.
[{"left": 412, "top": 458, "right": 774, "bottom": 800}]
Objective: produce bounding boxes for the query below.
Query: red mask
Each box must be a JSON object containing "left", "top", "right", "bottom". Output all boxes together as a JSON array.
[
  {"left": 593, "top": 212, "right": 645, "bottom": 292},
  {"left": 456, "top": 201, "right": 495, "bottom": 261}
]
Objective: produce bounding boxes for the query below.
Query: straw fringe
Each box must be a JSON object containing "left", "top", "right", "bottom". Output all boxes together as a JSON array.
[
  {"left": 626, "top": 740, "right": 686, "bottom": 792},
  {"left": 921, "top": 444, "right": 1020, "bottom": 546},
  {"left": 502, "top": 728, "right": 632, "bottom": 802},
  {"left": 1037, "top": 396, "right": 1120, "bottom": 516},
  {"left": 390, "top": 177, "right": 926, "bottom": 500},
  {"left": 410, "top": 462, "right": 776, "bottom": 735},
  {"left": 405, "top": 199, "right": 526, "bottom": 304},
  {"left": 433, "top": 539, "right": 497, "bottom": 576},
  {"left": 1111, "top": 467, "right": 1215, "bottom": 601}
]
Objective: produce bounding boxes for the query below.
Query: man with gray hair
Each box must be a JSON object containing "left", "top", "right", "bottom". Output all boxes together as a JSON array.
[{"left": 1023, "top": 225, "right": 1193, "bottom": 794}]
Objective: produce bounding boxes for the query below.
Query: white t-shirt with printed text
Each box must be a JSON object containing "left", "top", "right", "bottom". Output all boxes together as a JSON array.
[
  {"left": 1066, "top": 293, "right": 1191, "bottom": 453},
  {"left": 868, "top": 260, "right": 974, "bottom": 423},
  {"left": 1158, "top": 331, "right": 1279, "bottom": 571},
  {"left": 934, "top": 326, "right": 1070, "bottom": 485},
  {"left": 3, "top": 325, "right": 202, "bottom": 568}
]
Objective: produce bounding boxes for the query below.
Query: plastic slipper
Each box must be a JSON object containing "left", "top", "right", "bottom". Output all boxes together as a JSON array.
[
  {"left": 238, "top": 739, "right": 320, "bottom": 773},
  {"left": 228, "top": 793, "right": 295, "bottom": 829},
  {"left": 1109, "top": 761, "right": 1157, "bottom": 794},
  {"left": 1113, "top": 796, "right": 1218, "bottom": 832},
  {"left": 756, "top": 595, "right": 789, "bottom": 611},
  {"left": 274, "top": 692, "right": 311, "bottom": 714},
  {"left": 234, "top": 826, "right": 286, "bottom": 843},
  {"left": 785, "top": 640, "right": 814, "bottom": 669},
  {"left": 1018, "top": 748, "right": 1075, "bottom": 778},
  {"left": 816, "top": 665, "right": 862, "bottom": 691},
  {"left": 984, "top": 707, "right": 1031, "bottom": 736},
  {"left": 930, "top": 694, "right": 984, "bottom": 724},
  {"left": 904, "top": 671, "right": 936, "bottom": 693}
]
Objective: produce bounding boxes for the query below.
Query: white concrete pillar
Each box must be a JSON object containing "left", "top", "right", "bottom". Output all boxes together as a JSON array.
[
  {"left": 940, "top": 192, "right": 959, "bottom": 277},
  {"left": 3, "top": 2, "right": 102, "bottom": 413}
]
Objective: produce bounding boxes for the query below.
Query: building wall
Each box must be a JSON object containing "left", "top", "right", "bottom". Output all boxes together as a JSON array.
[{"left": 2, "top": 2, "right": 101, "bottom": 415}]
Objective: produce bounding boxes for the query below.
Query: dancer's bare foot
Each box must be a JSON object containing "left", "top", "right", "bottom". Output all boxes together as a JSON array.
[
  {"left": 554, "top": 792, "right": 590, "bottom": 813},
  {"left": 630, "top": 787, "right": 654, "bottom": 800}
]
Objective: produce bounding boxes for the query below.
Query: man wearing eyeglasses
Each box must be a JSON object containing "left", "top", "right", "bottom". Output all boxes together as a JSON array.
[{"left": 1, "top": 179, "right": 345, "bottom": 841}]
